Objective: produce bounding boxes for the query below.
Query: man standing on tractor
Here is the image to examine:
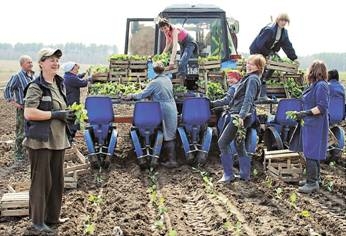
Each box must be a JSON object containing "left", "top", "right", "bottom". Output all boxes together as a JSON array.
[{"left": 250, "top": 13, "right": 299, "bottom": 100}]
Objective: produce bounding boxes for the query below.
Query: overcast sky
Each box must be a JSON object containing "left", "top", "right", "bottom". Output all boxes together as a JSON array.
[{"left": 1, "top": 0, "right": 345, "bottom": 56}]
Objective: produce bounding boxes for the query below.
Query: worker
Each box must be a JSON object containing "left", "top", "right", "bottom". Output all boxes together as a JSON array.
[
  {"left": 62, "top": 61, "right": 89, "bottom": 141},
  {"left": 125, "top": 61, "right": 178, "bottom": 168},
  {"left": 4, "top": 55, "right": 35, "bottom": 161},
  {"left": 216, "top": 54, "right": 266, "bottom": 182},
  {"left": 158, "top": 17, "right": 197, "bottom": 81},
  {"left": 23, "top": 48, "right": 74, "bottom": 233},
  {"left": 250, "top": 13, "right": 299, "bottom": 100},
  {"left": 291, "top": 60, "right": 329, "bottom": 194}
]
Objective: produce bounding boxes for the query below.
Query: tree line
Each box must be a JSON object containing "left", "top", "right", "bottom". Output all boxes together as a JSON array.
[
  {"left": 0, "top": 43, "right": 118, "bottom": 64},
  {"left": 0, "top": 43, "right": 345, "bottom": 71}
]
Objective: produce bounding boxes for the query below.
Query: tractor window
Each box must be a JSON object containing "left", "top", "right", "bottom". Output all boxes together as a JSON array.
[
  {"left": 127, "top": 21, "right": 155, "bottom": 55},
  {"left": 160, "top": 18, "right": 224, "bottom": 58}
]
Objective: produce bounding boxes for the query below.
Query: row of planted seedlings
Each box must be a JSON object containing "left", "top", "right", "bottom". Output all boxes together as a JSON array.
[{"left": 147, "top": 168, "right": 177, "bottom": 236}]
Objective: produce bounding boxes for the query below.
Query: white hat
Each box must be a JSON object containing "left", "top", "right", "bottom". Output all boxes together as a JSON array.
[{"left": 62, "top": 61, "right": 76, "bottom": 73}]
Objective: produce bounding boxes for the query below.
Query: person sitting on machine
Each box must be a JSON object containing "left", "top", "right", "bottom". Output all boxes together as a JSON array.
[
  {"left": 124, "top": 61, "right": 178, "bottom": 168},
  {"left": 214, "top": 54, "right": 266, "bottom": 183}
]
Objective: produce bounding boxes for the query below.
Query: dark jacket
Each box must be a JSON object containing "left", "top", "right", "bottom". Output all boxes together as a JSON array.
[
  {"left": 63, "top": 72, "right": 88, "bottom": 105},
  {"left": 24, "top": 74, "right": 67, "bottom": 141},
  {"left": 249, "top": 23, "right": 297, "bottom": 61},
  {"left": 228, "top": 73, "right": 261, "bottom": 119}
]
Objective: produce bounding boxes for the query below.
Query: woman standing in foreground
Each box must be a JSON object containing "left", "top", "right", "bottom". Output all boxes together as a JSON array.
[
  {"left": 23, "top": 48, "right": 74, "bottom": 233},
  {"left": 292, "top": 60, "right": 329, "bottom": 194}
]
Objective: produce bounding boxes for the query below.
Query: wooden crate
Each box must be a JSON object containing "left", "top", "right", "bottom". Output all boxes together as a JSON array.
[
  {"left": 266, "top": 60, "right": 298, "bottom": 73},
  {"left": 92, "top": 72, "right": 109, "bottom": 82},
  {"left": 199, "top": 60, "right": 221, "bottom": 70},
  {"left": 109, "top": 60, "right": 129, "bottom": 69},
  {"left": 0, "top": 191, "right": 29, "bottom": 216},
  {"left": 263, "top": 149, "right": 303, "bottom": 182},
  {"left": 266, "top": 86, "right": 289, "bottom": 98},
  {"left": 129, "top": 60, "right": 147, "bottom": 70},
  {"left": 64, "top": 171, "right": 78, "bottom": 189}
]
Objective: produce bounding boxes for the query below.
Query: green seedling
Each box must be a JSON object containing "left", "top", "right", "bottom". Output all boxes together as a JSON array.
[
  {"left": 324, "top": 180, "right": 334, "bottom": 192},
  {"left": 88, "top": 194, "right": 102, "bottom": 205},
  {"left": 223, "top": 221, "right": 232, "bottom": 230},
  {"left": 168, "top": 229, "right": 177, "bottom": 236},
  {"left": 232, "top": 115, "right": 246, "bottom": 144},
  {"left": 289, "top": 191, "right": 297, "bottom": 207},
  {"left": 253, "top": 168, "right": 258, "bottom": 177},
  {"left": 154, "top": 219, "right": 164, "bottom": 230},
  {"left": 275, "top": 187, "right": 283, "bottom": 199},
  {"left": 286, "top": 111, "right": 304, "bottom": 126},
  {"left": 329, "top": 161, "right": 336, "bottom": 168},
  {"left": 300, "top": 210, "right": 311, "bottom": 218},
  {"left": 265, "top": 176, "right": 273, "bottom": 188}
]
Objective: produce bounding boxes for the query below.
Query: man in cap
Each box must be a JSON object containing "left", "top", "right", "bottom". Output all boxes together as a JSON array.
[{"left": 4, "top": 55, "right": 35, "bottom": 160}]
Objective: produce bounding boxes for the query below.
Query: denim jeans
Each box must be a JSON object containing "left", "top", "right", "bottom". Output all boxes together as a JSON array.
[{"left": 178, "top": 42, "right": 195, "bottom": 76}]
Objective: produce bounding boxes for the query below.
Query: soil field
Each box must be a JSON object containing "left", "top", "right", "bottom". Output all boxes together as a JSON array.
[{"left": 0, "top": 86, "right": 345, "bottom": 235}]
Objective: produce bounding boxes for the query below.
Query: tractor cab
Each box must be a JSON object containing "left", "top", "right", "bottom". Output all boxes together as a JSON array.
[{"left": 124, "top": 4, "right": 240, "bottom": 81}]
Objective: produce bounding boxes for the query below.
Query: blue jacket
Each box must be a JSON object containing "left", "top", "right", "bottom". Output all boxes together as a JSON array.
[
  {"left": 328, "top": 79, "right": 345, "bottom": 124},
  {"left": 63, "top": 72, "right": 88, "bottom": 105},
  {"left": 301, "top": 80, "right": 329, "bottom": 160},
  {"left": 250, "top": 23, "right": 297, "bottom": 61}
]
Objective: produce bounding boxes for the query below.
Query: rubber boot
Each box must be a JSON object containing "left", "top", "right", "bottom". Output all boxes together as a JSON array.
[
  {"left": 31, "top": 223, "right": 54, "bottom": 233},
  {"left": 217, "top": 153, "right": 234, "bottom": 183},
  {"left": 161, "top": 141, "right": 178, "bottom": 168},
  {"left": 102, "top": 154, "right": 112, "bottom": 169},
  {"left": 299, "top": 158, "right": 319, "bottom": 193},
  {"left": 238, "top": 155, "right": 251, "bottom": 181},
  {"left": 89, "top": 154, "right": 100, "bottom": 169}
]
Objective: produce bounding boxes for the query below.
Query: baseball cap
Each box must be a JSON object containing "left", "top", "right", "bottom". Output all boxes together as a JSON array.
[{"left": 38, "top": 48, "right": 62, "bottom": 61}]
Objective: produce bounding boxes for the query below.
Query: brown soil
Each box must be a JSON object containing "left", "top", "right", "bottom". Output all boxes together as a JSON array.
[{"left": 0, "top": 90, "right": 345, "bottom": 236}]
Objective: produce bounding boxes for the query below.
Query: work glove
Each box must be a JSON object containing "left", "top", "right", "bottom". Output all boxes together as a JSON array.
[
  {"left": 51, "top": 110, "right": 76, "bottom": 123},
  {"left": 294, "top": 110, "right": 313, "bottom": 120},
  {"left": 78, "top": 72, "right": 86, "bottom": 78}
]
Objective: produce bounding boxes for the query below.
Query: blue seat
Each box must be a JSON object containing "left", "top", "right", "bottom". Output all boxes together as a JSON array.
[
  {"left": 84, "top": 96, "right": 118, "bottom": 169},
  {"left": 264, "top": 98, "right": 302, "bottom": 150},
  {"left": 130, "top": 101, "right": 164, "bottom": 168},
  {"left": 177, "top": 97, "right": 213, "bottom": 165}
]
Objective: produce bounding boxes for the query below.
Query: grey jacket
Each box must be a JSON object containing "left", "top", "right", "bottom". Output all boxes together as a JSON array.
[{"left": 132, "top": 74, "right": 178, "bottom": 141}]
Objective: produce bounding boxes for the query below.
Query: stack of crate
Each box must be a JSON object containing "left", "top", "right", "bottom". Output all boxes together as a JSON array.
[
  {"left": 266, "top": 60, "right": 301, "bottom": 98},
  {"left": 198, "top": 60, "right": 226, "bottom": 93},
  {"left": 128, "top": 60, "right": 147, "bottom": 82},
  {"left": 109, "top": 59, "right": 129, "bottom": 82}
]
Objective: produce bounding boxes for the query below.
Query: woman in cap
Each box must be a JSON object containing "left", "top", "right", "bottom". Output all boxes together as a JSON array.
[{"left": 23, "top": 48, "right": 74, "bottom": 233}]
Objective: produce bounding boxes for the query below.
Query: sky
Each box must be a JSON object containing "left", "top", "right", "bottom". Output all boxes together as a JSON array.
[{"left": 1, "top": 0, "right": 345, "bottom": 56}]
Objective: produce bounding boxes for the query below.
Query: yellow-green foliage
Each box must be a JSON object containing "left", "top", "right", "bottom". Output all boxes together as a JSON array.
[{"left": 89, "top": 82, "right": 143, "bottom": 97}]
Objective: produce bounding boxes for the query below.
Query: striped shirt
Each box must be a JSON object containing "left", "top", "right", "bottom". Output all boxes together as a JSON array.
[{"left": 4, "top": 70, "right": 34, "bottom": 105}]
